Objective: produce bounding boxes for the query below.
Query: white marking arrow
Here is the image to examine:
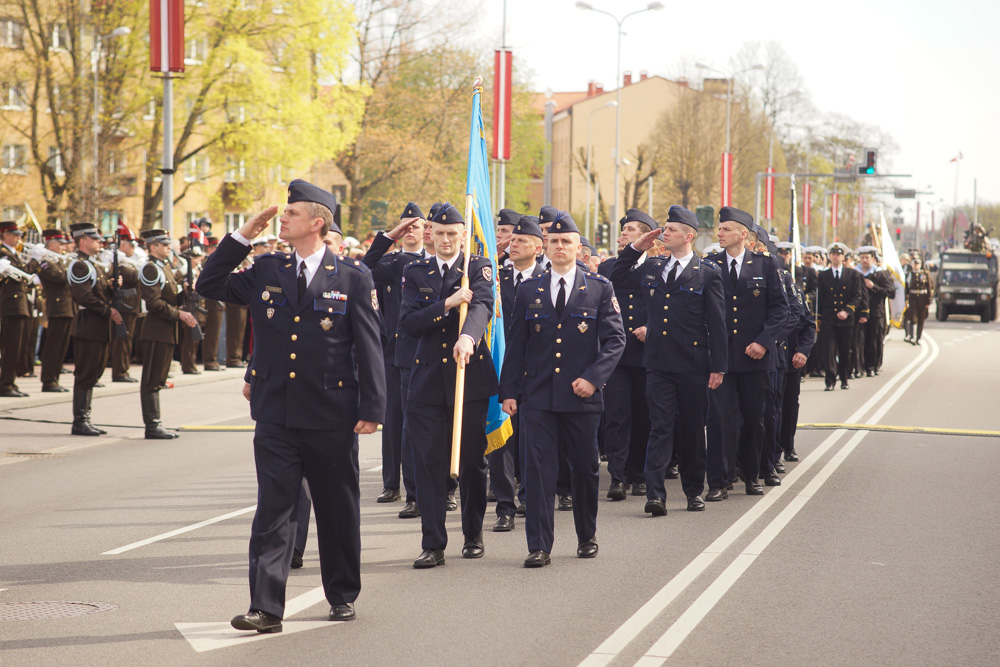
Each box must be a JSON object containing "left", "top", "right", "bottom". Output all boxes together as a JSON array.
[{"left": 176, "top": 585, "right": 341, "bottom": 652}]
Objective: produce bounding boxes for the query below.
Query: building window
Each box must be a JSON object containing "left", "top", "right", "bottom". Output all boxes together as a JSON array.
[
  {"left": 184, "top": 36, "right": 208, "bottom": 65},
  {"left": 143, "top": 98, "right": 156, "bottom": 120},
  {"left": 1, "top": 81, "right": 27, "bottom": 110},
  {"left": 50, "top": 23, "right": 69, "bottom": 50},
  {"left": 1, "top": 144, "right": 27, "bottom": 173},
  {"left": 108, "top": 150, "right": 126, "bottom": 174},
  {"left": 184, "top": 154, "right": 209, "bottom": 182},
  {"left": 224, "top": 159, "right": 245, "bottom": 183},
  {"left": 48, "top": 147, "right": 65, "bottom": 177},
  {"left": 224, "top": 212, "right": 247, "bottom": 233},
  {"left": 1, "top": 204, "right": 24, "bottom": 220},
  {"left": 0, "top": 19, "right": 24, "bottom": 49}
]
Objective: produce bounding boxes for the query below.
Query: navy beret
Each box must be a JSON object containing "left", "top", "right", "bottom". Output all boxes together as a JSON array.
[
  {"left": 580, "top": 237, "right": 595, "bottom": 253},
  {"left": 287, "top": 179, "right": 341, "bottom": 234},
  {"left": 548, "top": 211, "right": 580, "bottom": 235},
  {"left": 401, "top": 202, "right": 424, "bottom": 220},
  {"left": 512, "top": 215, "right": 543, "bottom": 239},
  {"left": 430, "top": 203, "right": 464, "bottom": 225},
  {"left": 427, "top": 202, "right": 443, "bottom": 220},
  {"left": 752, "top": 224, "right": 769, "bottom": 244},
  {"left": 538, "top": 205, "right": 559, "bottom": 224},
  {"left": 497, "top": 208, "right": 520, "bottom": 227},
  {"left": 666, "top": 205, "right": 699, "bottom": 230},
  {"left": 719, "top": 206, "right": 753, "bottom": 230},
  {"left": 620, "top": 208, "right": 656, "bottom": 230}
]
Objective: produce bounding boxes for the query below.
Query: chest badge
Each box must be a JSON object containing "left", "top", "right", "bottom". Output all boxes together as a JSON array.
[
  {"left": 578, "top": 321, "right": 589, "bottom": 333},
  {"left": 650, "top": 288, "right": 655, "bottom": 296},
  {"left": 320, "top": 317, "right": 333, "bottom": 331},
  {"left": 371, "top": 289, "right": 379, "bottom": 311},
  {"left": 753, "top": 289, "right": 761, "bottom": 298},
  {"left": 266, "top": 307, "right": 275, "bottom": 319},
  {"left": 261, "top": 290, "right": 270, "bottom": 300},
  {"left": 535, "top": 323, "right": 541, "bottom": 333}
]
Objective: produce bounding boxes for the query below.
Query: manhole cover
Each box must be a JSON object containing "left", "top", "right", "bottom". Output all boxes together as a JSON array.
[{"left": 0, "top": 601, "right": 118, "bottom": 620}]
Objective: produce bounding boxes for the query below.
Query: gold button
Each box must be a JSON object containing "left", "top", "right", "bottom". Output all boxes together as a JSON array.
[
  {"left": 329, "top": 308, "right": 333, "bottom": 313},
  {"left": 628, "top": 328, "right": 633, "bottom": 332},
  {"left": 442, "top": 358, "right": 448, "bottom": 363},
  {"left": 733, "top": 329, "right": 738, "bottom": 334},
  {"left": 289, "top": 372, "right": 296, "bottom": 378},
  {"left": 583, "top": 311, "right": 588, "bottom": 316},
  {"left": 628, "top": 305, "right": 633, "bottom": 310},
  {"left": 666, "top": 294, "right": 671, "bottom": 299},
  {"left": 291, "top": 334, "right": 297, "bottom": 341},
  {"left": 557, "top": 324, "right": 562, "bottom": 329},
  {"left": 556, "top": 338, "right": 562, "bottom": 343},
  {"left": 290, "top": 353, "right": 296, "bottom": 360},
  {"left": 664, "top": 306, "right": 668, "bottom": 311},
  {"left": 733, "top": 307, "right": 737, "bottom": 311},
  {"left": 442, "top": 328, "right": 447, "bottom": 333},
  {"left": 733, "top": 319, "right": 738, "bottom": 323},
  {"left": 556, "top": 352, "right": 561, "bottom": 358},
  {"left": 251, "top": 369, "right": 256, "bottom": 376},
  {"left": 338, "top": 381, "right": 344, "bottom": 387},
  {"left": 693, "top": 341, "right": 698, "bottom": 346},
  {"left": 294, "top": 316, "right": 300, "bottom": 322},
  {"left": 663, "top": 318, "right": 668, "bottom": 323},
  {"left": 395, "top": 333, "right": 398, "bottom": 338},
  {"left": 733, "top": 296, "right": 737, "bottom": 300},
  {"left": 555, "top": 368, "right": 560, "bottom": 373},
  {"left": 628, "top": 316, "right": 633, "bottom": 321},
  {"left": 415, "top": 359, "right": 420, "bottom": 364},
  {"left": 442, "top": 343, "right": 448, "bottom": 348}
]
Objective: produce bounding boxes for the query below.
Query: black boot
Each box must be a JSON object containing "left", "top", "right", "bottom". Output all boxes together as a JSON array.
[
  {"left": 86, "top": 388, "right": 107, "bottom": 434},
  {"left": 142, "top": 393, "right": 179, "bottom": 440},
  {"left": 71, "top": 388, "right": 102, "bottom": 436}
]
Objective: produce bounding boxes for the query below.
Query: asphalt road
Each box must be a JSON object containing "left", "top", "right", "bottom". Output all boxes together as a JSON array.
[{"left": 1, "top": 313, "right": 998, "bottom": 666}]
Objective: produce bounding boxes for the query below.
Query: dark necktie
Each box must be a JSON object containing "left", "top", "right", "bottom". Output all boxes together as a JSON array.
[
  {"left": 730, "top": 258, "right": 738, "bottom": 290},
  {"left": 835, "top": 269, "right": 840, "bottom": 282},
  {"left": 555, "top": 277, "right": 566, "bottom": 316},
  {"left": 442, "top": 262, "right": 449, "bottom": 278},
  {"left": 297, "top": 261, "right": 307, "bottom": 300},
  {"left": 514, "top": 273, "right": 522, "bottom": 289},
  {"left": 666, "top": 261, "right": 678, "bottom": 287}
]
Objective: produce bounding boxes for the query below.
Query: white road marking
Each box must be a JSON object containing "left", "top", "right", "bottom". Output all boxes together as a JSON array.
[
  {"left": 634, "top": 335, "right": 940, "bottom": 665},
  {"left": 580, "top": 339, "right": 934, "bottom": 667},
  {"left": 367, "top": 464, "right": 383, "bottom": 472},
  {"left": 102, "top": 505, "right": 257, "bottom": 555}
]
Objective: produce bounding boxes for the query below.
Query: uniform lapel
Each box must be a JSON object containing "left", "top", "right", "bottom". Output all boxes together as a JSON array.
[
  {"left": 441, "top": 252, "right": 464, "bottom": 296},
  {"left": 672, "top": 254, "right": 701, "bottom": 290},
  {"left": 560, "top": 269, "right": 588, "bottom": 322},
  {"left": 296, "top": 248, "right": 339, "bottom": 315},
  {"left": 277, "top": 254, "right": 301, "bottom": 312}
]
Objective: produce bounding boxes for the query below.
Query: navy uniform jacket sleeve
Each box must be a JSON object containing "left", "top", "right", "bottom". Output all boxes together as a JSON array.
[
  {"left": 610, "top": 245, "right": 644, "bottom": 290},
  {"left": 776, "top": 270, "right": 799, "bottom": 344},
  {"left": 754, "top": 256, "right": 790, "bottom": 350},
  {"left": 705, "top": 267, "right": 728, "bottom": 374},
  {"left": 362, "top": 231, "right": 397, "bottom": 285},
  {"left": 581, "top": 279, "right": 626, "bottom": 389},
  {"left": 348, "top": 269, "right": 388, "bottom": 424},
  {"left": 870, "top": 270, "right": 896, "bottom": 299},
  {"left": 499, "top": 286, "right": 528, "bottom": 402},
  {"left": 195, "top": 234, "right": 256, "bottom": 305},
  {"left": 794, "top": 290, "right": 817, "bottom": 358}
]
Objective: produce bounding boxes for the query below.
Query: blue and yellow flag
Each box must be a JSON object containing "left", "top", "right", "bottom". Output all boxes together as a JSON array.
[{"left": 467, "top": 84, "right": 513, "bottom": 454}]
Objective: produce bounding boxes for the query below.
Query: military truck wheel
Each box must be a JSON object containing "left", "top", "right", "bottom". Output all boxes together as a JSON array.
[
  {"left": 936, "top": 303, "right": 948, "bottom": 321},
  {"left": 981, "top": 305, "right": 991, "bottom": 323},
  {"left": 991, "top": 298, "right": 997, "bottom": 321}
]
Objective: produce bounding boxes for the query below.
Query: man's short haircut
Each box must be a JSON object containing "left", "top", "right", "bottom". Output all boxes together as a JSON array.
[{"left": 305, "top": 201, "right": 334, "bottom": 236}]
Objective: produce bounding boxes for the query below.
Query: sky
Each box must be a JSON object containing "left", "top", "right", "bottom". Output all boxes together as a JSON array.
[{"left": 478, "top": 0, "right": 1000, "bottom": 229}]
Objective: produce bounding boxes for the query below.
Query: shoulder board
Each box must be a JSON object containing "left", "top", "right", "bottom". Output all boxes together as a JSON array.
[
  {"left": 335, "top": 255, "right": 365, "bottom": 271},
  {"left": 68, "top": 258, "right": 96, "bottom": 286},
  {"left": 649, "top": 256, "right": 667, "bottom": 264},
  {"left": 585, "top": 272, "right": 609, "bottom": 283},
  {"left": 264, "top": 251, "right": 292, "bottom": 259},
  {"left": 415, "top": 257, "right": 433, "bottom": 266},
  {"left": 523, "top": 274, "right": 545, "bottom": 285},
  {"left": 702, "top": 260, "right": 721, "bottom": 270}
]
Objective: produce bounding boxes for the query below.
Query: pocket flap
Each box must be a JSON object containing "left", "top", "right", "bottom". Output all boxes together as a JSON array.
[{"left": 315, "top": 298, "right": 347, "bottom": 314}]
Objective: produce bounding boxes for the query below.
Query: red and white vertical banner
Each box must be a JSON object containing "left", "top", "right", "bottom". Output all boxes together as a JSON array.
[
  {"left": 720, "top": 152, "right": 733, "bottom": 208},
  {"left": 765, "top": 166, "right": 775, "bottom": 220},
  {"left": 802, "top": 182, "right": 811, "bottom": 229},
  {"left": 492, "top": 49, "right": 512, "bottom": 161},
  {"left": 149, "top": 0, "right": 185, "bottom": 73},
  {"left": 831, "top": 192, "right": 839, "bottom": 242},
  {"left": 857, "top": 195, "right": 864, "bottom": 228}
]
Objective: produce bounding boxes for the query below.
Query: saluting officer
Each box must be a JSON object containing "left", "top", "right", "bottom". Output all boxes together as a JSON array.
[
  {"left": 611, "top": 205, "right": 726, "bottom": 515},
  {"left": 201, "top": 237, "right": 226, "bottom": 372},
  {"left": 138, "top": 229, "right": 198, "bottom": 439},
  {"left": 198, "top": 180, "right": 385, "bottom": 632},
  {"left": 817, "top": 242, "right": 863, "bottom": 390},
  {"left": 66, "top": 222, "right": 122, "bottom": 435},
  {"left": 399, "top": 202, "right": 498, "bottom": 569},
  {"left": 35, "top": 229, "right": 74, "bottom": 392},
  {"left": 501, "top": 213, "right": 625, "bottom": 567},
  {"left": 0, "top": 220, "right": 32, "bottom": 397},
  {"left": 362, "top": 202, "right": 427, "bottom": 506},
  {"left": 704, "top": 207, "right": 788, "bottom": 499}
]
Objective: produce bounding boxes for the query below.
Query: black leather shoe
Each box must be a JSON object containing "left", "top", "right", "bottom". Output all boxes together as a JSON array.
[
  {"left": 764, "top": 471, "right": 781, "bottom": 486},
  {"left": 644, "top": 498, "right": 667, "bottom": 516},
  {"left": 687, "top": 496, "right": 706, "bottom": 511},
  {"left": 462, "top": 534, "right": 485, "bottom": 559},
  {"left": 112, "top": 375, "right": 138, "bottom": 383},
  {"left": 291, "top": 550, "right": 303, "bottom": 569},
  {"left": 145, "top": 425, "right": 179, "bottom": 440},
  {"left": 377, "top": 487, "right": 400, "bottom": 503},
  {"left": 706, "top": 488, "right": 728, "bottom": 501},
  {"left": 515, "top": 502, "right": 526, "bottom": 516},
  {"left": 825, "top": 384, "right": 835, "bottom": 391},
  {"left": 630, "top": 482, "right": 646, "bottom": 496},
  {"left": 42, "top": 384, "right": 68, "bottom": 393},
  {"left": 524, "top": 550, "right": 550, "bottom": 568},
  {"left": 204, "top": 365, "right": 223, "bottom": 371},
  {"left": 577, "top": 539, "right": 599, "bottom": 558},
  {"left": 841, "top": 382, "right": 849, "bottom": 390},
  {"left": 398, "top": 501, "right": 420, "bottom": 519},
  {"left": 328, "top": 603, "right": 355, "bottom": 621},
  {"left": 774, "top": 461, "right": 786, "bottom": 474},
  {"left": 0, "top": 388, "right": 28, "bottom": 398},
  {"left": 231, "top": 610, "right": 282, "bottom": 633},
  {"left": 745, "top": 480, "right": 764, "bottom": 495},
  {"left": 665, "top": 465, "right": 679, "bottom": 479},
  {"left": 865, "top": 369, "right": 874, "bottom": 377},
  {"left": 493, "top": 514, "right": 515, "bottom": 532},
  {"left": 486, "top": 489, "right": 496, "bottom": 502},
  {"left": 557, "top": 495, "right": 573, "bottom": 511},
  {"left": 784, "top": 450, "right": 799, "bottom": 462},
  {"left": 607, "top": 480, "right": 627, "bottom": 501},
  {"left": 445, "top": 493, "right": 457, "bottom": 511},
  {"left": 413, "top": 549, "right": 445, "bottom": 569}
]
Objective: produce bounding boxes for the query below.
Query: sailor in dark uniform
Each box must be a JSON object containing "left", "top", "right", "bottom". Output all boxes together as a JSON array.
[
  {"left": 856, "top": 246, "right": 895, "bottom": 375},
  {"left": 501, "top": 213, "right": 625, "bottom": 567},
  {"left": 197, "top": 179, "right": 385, "bottom": 631},
  {"left": 399, "top": 203, "right": 498, "bottom": 569},
  {"left": 817, "top": 242, "right": 863, "bottom": 390}
]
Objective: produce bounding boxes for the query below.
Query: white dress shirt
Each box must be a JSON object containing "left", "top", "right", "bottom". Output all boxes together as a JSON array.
[
  {"left": 725, "top": 248, "right": 747, "bottom": 278},
  {"left": 549, "top": 265, "right": 577, "bottom": 307},
  {"left": 294, "top": 245, "right": 326, "bottom": 287},
  {"left": 661, "top": 250, "right": 694, "bottom": 282}
]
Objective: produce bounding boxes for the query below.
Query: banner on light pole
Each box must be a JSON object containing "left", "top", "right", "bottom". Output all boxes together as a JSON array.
[
  {"left": 492, "top": 49, "right": 512, "bottom": 161},
  {"left": 149, "top": 0, "right": 185, "bottom": 73},
  {"left": 720, "top": 152, "right": 732, "bottom": 208},
  {"left": 765, "top": 166, "right": 775, "bottom": 220}
]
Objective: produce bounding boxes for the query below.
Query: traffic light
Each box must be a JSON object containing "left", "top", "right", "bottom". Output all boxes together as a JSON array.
[
  {"left": 857, "top": 148, "right": 877, "bottom": 176},
  {"left": 896, "top": 227, "right": 901, "bottom": 240}
]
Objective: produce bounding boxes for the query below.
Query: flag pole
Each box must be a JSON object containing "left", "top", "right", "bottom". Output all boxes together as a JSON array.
[{"left": 450, "top": 76, "right": 484, "bottom": 479}]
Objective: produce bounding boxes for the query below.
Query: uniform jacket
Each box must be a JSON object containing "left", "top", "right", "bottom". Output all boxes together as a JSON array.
[
  {"left": 498, "top": 262, "right": 546, "bottom": 334},
  {"left": 817, "top": 266, "right": 863, "bottom": 328},
  {"left": 598, "top": 254, "right": 647, "bottom": 367},
  {"left": 36, "top": 259, "right": 75, "bottom": 319},
  {"left": 399, "top": 252, "right": 499, "bottom": 406},
  {"left": 857, "top": 267, "right": 896, "bottom": 322},
  {"left": 774, "top": 269, "right": 802, "bottom": 372},
  {"left": 362, "top": 231, "right": 427, "bottom": 366},
  {"left": 0, "top": 243, "right": 30, "bottom": 317},
  {"left": 705, "top": 249, "right": 790, "bottom": 373},
  {"left": 139, "top": 258, "right": 183, "bottom": 344},
  {"left": 500, "top": 269, "right": 625, "bottom": 412},
  {"left": 786, "top": 281, "right": 816, "bottom": 367},
  {"left": 197, "top": 234, "right": 386, "bottom": 430},
  {"left": 904, "top": 270, "right": 933, "bottom": 316},
  {"left": 68, "top": 254, "right": 113, "bottom": 342},
  {"left": 612, "top": 245, "right": 726, "bottom": 375}
]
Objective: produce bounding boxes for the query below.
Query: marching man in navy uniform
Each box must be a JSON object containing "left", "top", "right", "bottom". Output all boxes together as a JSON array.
[
  {"left": 704, "top": 207, "right": 788, "bottom": 499},
  {"left": 501, "top": 212, "right": 625, "bottom": 567},
  {"left": 197, "top": 179, "right": 385, "bottom": 632},
  {"left": 817, "top": 242, "right": 863, "bottom": 390},
  {"left": 399, "top": 202, "right": 498, "bottom": 569},
  {"left": 611, "top": 205, "right": 727, "bottom": 515}
]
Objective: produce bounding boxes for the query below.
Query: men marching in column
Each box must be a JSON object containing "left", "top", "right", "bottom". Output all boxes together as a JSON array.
[
  {"left": 67, "top": 222, "right": 123, "bottom": 435},
  {"left": 35, "top": 229, "right": 74, "bottom": 393},
  {"left": 138, "top": 229, "right": 198, "bottom": 439},
  {"left": 198, "top": 179, "right": 385, "bottom": 631},
  {"left": 611, "top": 206, "right": 726, "bottom": 515},
  {"left": 400, "top": 203, "right": 497, "bottom": 568},
  {"left": 501, "top": 213, "right": 624, "bottom": 567}
]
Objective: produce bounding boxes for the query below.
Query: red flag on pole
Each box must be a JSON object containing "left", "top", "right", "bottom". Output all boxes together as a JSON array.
[
  {"left": 189, "top": 220, "right": 206, "bottom": 247},
  {"left": 720, "top": 152, "right": 732, "bottom": 208},
  {"left": 492, "top": 49, "right": 512, "bottom": 161},
  {"left": 117, "top": 220, "right": 136, "bottom": 242},
  {"left": 150, "top": 0, "right": 185, "bottom": 73},
  {"left": 831, "top": 193, "right": 839, "bottom": 242},
  {"left": 765, "top": 166, "right": 775, "bottom": 220},
  {"left": 803, "top": 182, "right": 811, "bottom": 229}
]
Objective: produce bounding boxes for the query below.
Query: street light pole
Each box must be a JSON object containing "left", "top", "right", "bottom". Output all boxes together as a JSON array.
[
  {"left": 577, "top": 1, "right": 664, "bottom": 249},
  {"left": 586, "top": 100, "right": 616, "bottom": 243}
]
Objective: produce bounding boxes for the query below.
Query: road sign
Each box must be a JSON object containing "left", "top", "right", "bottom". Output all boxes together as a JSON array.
[
  {"left": 892, "top": 217, "right": 904, "bottom": 226},
  {"left": 894, "top": 207, "right": 903, "bottom": 215},
  {"left": 894, "top": 189, "right": 916, "bottom": 199}
]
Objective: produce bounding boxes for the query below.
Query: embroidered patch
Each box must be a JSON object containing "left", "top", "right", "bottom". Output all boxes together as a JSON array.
[
  {"left": 320, "top": 317, "right": 333, "bottom": 331},
  {"left": 482, "top": 265, "right": 492, "bottom": 282},
  {"left": 371, "top": 289, "right": 379, "bottom": 311},
  {"left": 611, "top": 296, "right": 621, "bottom": 313},
  {"left": 266, "top": 307, "right": 275, "bottom": 319},
  {"left": 262, "top": 290, "right": 270, "bottom": 301}
]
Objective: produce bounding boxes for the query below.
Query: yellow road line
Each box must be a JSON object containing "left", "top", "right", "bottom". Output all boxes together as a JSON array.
[{"left": 798, "top": 423, "right": 1000, "bottom": 438}]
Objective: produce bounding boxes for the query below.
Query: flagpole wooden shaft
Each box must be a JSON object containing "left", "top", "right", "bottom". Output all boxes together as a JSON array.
[{"left": 450, "top": 193, "right": 477, "bottom": 479}]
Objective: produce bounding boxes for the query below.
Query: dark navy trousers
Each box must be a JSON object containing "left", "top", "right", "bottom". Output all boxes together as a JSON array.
[
  {"left": 707, "top": 370, "right": 768, "bottom": 489},
  {"left": 644, "top": 370, "right": 708, "bottom": 501}
]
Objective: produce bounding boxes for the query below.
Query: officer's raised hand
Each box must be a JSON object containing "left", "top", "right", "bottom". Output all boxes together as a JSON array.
[
  {"left": 572, "top": 378, "right": 597, "bottom": 398},
  {"left": 631, "top": 227, "right": 664, "bottom": 253},
  {"left": 237, "top": 205, "right": 279, "bottom": 240},
  {"left": 386, "top": 216, "right": 422, "bottom": 241},
  {"left": 444, "top": 286, "right": 473, "bottom": 312}
]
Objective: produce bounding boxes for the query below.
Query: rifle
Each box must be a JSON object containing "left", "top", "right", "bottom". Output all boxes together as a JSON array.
[
  {"left": 182, "top": 248, "right": 206, "bottom": 341},
  {"left": 110, "top": 231, "right": 136, "bottom": 339}
]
